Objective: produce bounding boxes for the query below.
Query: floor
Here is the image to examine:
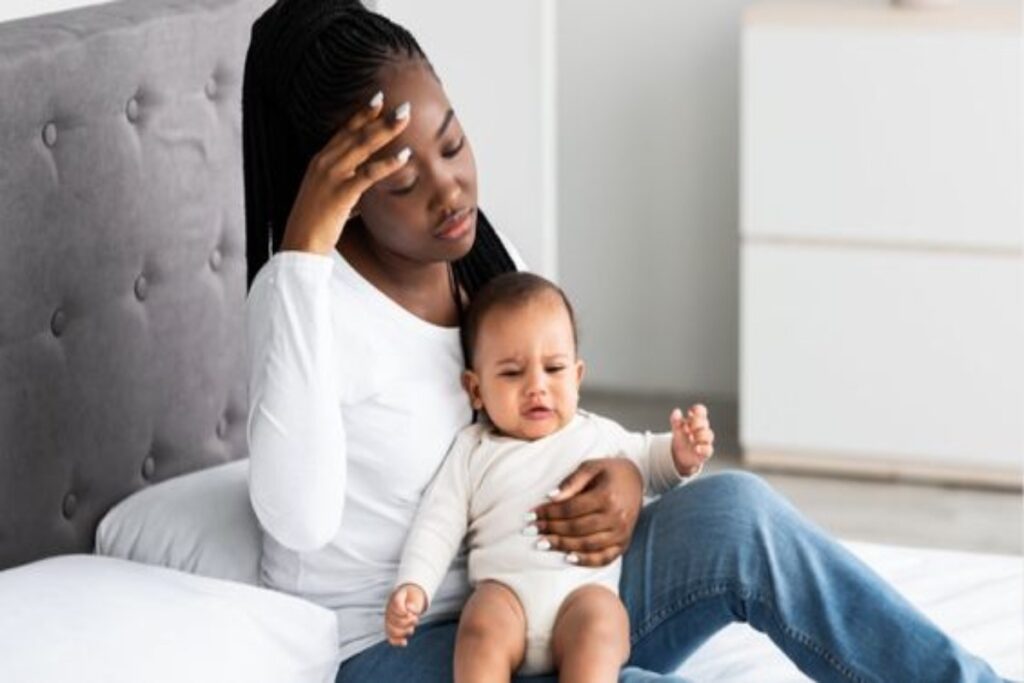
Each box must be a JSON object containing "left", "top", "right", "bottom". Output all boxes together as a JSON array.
[{"left": 582, "top": 389, "right": 1023, "bottom": 556}]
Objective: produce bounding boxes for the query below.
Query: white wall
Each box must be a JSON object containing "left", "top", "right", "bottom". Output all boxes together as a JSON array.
[
  {"left": 377, "top": 0, "right": 558, "bottom": 278},
  {"left": 557, "top": 0, "right": 748, "bottom": 398},
  {"left": 0, "top": 0, "right": 112, "bottom": 23}
]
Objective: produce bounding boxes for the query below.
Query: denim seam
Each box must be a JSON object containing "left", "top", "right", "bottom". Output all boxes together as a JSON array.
[{"left": 631, "top": 581, "right": 866, "bottom": 683}]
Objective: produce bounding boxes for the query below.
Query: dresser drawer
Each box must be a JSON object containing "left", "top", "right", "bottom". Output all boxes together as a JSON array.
[
  {"left": 741, "top": 4, "right": 1020, "bottom": 250},
  {"left": 740, "top": 242, "right": 1022, "bottom": 474}
]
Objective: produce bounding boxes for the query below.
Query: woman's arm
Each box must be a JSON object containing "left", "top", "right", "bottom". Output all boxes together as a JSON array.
[
  {"left": 246, "top": 253, "right": 347, "bottom": 552},
  {"left": 246, "top": 96, "right": 413, "bottom": 553}
]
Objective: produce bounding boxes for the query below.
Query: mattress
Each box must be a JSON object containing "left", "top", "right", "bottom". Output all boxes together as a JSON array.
[{"left": 675, "top": 541, "right": 1024, "bottom": 681}]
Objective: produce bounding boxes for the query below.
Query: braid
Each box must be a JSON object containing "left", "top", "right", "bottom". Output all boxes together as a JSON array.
[
  {"left": 452, "top": 210, "right": 517, "bottom": 300},
  {"left": 243, "top": 0, "right": 517, "bottom": 297}
]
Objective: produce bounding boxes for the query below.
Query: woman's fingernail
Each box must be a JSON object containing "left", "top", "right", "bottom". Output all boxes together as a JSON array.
[
  {"left": 396, "top": 147, "right": 412, "bottom": 164},
  {"left": 522, "top": 525, "right": 539, "bottom": 537},
  {"left": 536, "top": 538, "right": 551, "bottom": 551},
  {"left": 523, "top": 511, "right": 537, "bottom": 523},
  {"left": 394, "top": 101, "right": 411, "bottom": 121},
  {"left": 369, "top": 90, "right": 384, "bottom": 108},
  {"left": 546, "top": 488, "right": 561, "bottom": 500},
  {"left": 565, "top": 552, "right": 579, "bottom": 565}
]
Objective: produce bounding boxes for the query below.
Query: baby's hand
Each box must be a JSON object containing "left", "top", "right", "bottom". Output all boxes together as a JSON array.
[
  {"left": 385, "top": 583, "right": 427, "bottom": 647},
  {"left": 670, "top": 404, "right": 714, "bottom": 476}
]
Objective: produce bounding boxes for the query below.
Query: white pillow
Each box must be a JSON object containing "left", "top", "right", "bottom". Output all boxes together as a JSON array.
[
  {"left": 0, "top": 554, "right": 340, "bottom": 683},
  {"left": 96, "top": 459, "right": 261, "bottom": 584}
]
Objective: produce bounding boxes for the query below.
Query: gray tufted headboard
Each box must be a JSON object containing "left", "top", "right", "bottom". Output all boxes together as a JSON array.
[{"left": 0, "top": 0, "right": 270, "bottom": 569}]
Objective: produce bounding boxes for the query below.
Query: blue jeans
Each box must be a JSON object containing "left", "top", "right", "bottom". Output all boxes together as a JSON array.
[{"left": 336, "top": 471, "right": 1005, "bottom": 682}]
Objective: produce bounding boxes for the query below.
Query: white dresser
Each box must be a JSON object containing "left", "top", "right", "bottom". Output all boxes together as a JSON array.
[{"left": 739, "top": 0, "right": 1022, "bottom": 486}]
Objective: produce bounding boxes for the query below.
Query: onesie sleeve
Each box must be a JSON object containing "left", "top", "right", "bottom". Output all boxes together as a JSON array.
[
  {"left": 595, "top": 415, "right": 700, "bottom": 497},
  {"left": 245, "top": 251, "right": 347, "bottom": 552},
  {"left": 394, "top": 426, "right": 479, "bottom": 606}
]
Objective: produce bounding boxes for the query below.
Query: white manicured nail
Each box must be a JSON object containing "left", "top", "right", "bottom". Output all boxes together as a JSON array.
[
  {"left": 394, "top": 102, "right": 411, "bottom": 120},
  {"left": 369, "top": 90, "right": 383, "bottom": 108},
  {"left": 565, "top": 553, "right": 579, "bottom": 565},
  {"left": 523, "top": 511, "right": 537, "bottom": 523},
  {"left": 522, "top": 525, "right": 539, "bottom": 537},
  {"left": 546, "top": 488, "right": 561, "bottom": 500},
  {"left": 396, "top": 147, "right": 411, "bottom": 164},
  {"left": 535, "top": 539, "right": 551, "bottom": 551}
]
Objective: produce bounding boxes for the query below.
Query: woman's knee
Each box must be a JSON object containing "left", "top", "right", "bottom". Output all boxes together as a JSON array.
[{"left": 657, "top": 470, "right": 792, "bottom": 537}]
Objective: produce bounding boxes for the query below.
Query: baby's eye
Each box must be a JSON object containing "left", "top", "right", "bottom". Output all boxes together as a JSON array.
[
  {"left": 499, "top": 370, "right": 522, "bottom": 378},
  {"left": 546, "top": 366, "right": 565, "bottom": 374}
]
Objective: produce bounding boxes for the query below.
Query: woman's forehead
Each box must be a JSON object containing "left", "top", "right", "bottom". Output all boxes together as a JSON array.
[
  {"left": 377, "top": 61, "right": 450, "bottom": 119},
  {"left": 374, "top": 61, "right": 456, "bottom": 155}
]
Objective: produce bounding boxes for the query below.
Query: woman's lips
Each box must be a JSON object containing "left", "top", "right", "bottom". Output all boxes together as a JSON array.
[{"left": 435, "top": 208, "right": 474, "bottom": 240}]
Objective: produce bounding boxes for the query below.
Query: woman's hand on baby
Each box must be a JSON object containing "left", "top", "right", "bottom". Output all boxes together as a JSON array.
[
  {"left": 385, "top": 583, "right": 427, "bottom": 647},
  {"left": 280, "top": 91, "right": 413, "bottom": 255},
  {"left": 529, "top": 458, "right": 643, "bottom": 567},
  {"left": 670, "top": 403, "right": 714, "bottom": 476}
]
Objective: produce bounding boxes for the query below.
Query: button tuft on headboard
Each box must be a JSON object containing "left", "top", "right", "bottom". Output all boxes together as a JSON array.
[
  {"left": 126, "top": 97, "right": 140, "bottom": 123},
  {"left": 42, "top": 122, "right": 57, "bottom": 147},
  {"left": 134, "top": 274, "right": 148, "bottom": 301},
  {"left": 210, "top": 248, "right": 223, "bottom": 271},
  {"left": 61, "top": 492, "right": 77, "bottom": 520},
  {"left": 141, "top": 455, "right": 156, "bottom": 480},
  {"left": 50, "top": 308, "right": 67, "bottom": 336},
  {"left": 205, "top": 77, "right": 218, "bottom": 99},
  {"left": 216, "top": 416, "right": 228, "bottom": 439}
]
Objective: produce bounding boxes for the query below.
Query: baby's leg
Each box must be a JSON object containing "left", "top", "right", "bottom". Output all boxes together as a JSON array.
[
  {"left": 551, "top": 584, "right": 630, "bottom": 683},
  {"left": 455, "top": 580, "right": 527, "bottom": 683}
]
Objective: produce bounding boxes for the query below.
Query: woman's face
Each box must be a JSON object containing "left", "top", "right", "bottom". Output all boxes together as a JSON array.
[{"left": 354, "top": 59, "right": 478, "bottom": 265}]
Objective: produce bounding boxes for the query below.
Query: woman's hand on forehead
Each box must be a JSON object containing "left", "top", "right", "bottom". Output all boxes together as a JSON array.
[{"left": 279, "top": 91, "right": 414, "bottom": 255}]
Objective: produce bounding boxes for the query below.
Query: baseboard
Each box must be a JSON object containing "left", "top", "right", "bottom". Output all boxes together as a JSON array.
[{"left": 744, "top": 449, "right": 1023, "bottom": 491}]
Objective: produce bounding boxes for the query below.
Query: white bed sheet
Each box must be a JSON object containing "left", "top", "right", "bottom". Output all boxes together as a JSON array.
[{"left": 675, "top": 541, "right": 1023, "bottom": 682}]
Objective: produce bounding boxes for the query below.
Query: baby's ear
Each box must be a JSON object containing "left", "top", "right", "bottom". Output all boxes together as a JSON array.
[
  {"left": 461, "top": 370, "right": 484, "bottom": 410},
  {"left": 575, "top": 359, "right": 586, "bottom": 386}
]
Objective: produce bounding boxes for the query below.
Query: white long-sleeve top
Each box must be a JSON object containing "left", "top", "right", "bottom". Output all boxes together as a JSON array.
[
  {"left": 395, "top": 412, "right": 693, "bottom": 605},
  {"left": 246, "top": 245, "right": 508, "bottom": 661}
]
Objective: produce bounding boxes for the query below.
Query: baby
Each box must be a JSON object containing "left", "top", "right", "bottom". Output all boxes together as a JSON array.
[{"left": 385, "top": 272, "right": 715, "bottom": 682}]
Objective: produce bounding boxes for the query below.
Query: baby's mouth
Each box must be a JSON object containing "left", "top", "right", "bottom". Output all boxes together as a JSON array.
[{"left": 523, "top": 406, "right": 554, "bottom": 420}]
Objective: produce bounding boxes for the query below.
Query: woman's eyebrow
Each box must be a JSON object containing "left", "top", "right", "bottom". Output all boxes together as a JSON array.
[{"left": 435, "top": 109, "right": 454, "bottom": 139}]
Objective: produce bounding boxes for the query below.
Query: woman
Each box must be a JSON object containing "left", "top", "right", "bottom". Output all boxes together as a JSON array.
[{"left": 242, "top": 1, "right": 1006, "bottom": 681}]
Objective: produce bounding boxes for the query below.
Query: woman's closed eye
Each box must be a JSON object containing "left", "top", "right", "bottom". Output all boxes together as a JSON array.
[
  {"left": 388, "top": 177, "right": 417, "bottom": 196},
  {"left": 442, "top": 136, "right": 465, "bottom": 159},
  {"left": 387, "top": 137, "right": 466, "bottom": 196}
]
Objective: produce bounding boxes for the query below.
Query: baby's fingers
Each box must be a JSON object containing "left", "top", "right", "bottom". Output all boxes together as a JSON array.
[{"left": 692, "top": 427, "right": 715, "bottom": 445}]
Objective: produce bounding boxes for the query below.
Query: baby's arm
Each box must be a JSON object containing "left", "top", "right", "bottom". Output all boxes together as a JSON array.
[
  {"left": 387, "top": 427, "right": 479, "bottom": 642},
  {"left": 597, "top": 405, "right": 712, "bottom": 496}
]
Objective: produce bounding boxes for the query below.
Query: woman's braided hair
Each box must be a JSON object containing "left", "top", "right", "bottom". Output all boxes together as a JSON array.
[{"left": 242, "top": 0, "right": 516, "bottom": 296}]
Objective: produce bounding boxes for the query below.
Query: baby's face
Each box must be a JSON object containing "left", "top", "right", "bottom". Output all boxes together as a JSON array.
[{"left": 463, "top": 292, "right": 584, "bottom": 440}]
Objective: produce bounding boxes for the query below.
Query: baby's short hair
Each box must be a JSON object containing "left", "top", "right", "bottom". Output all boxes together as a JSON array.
[{"left": 460, "top": 272, "right": 578, "bottom": 369}]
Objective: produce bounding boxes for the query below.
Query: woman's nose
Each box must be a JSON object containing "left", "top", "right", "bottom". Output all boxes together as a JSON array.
[{"left": 427, "top": 166, "right": 461, "bottom": 211}]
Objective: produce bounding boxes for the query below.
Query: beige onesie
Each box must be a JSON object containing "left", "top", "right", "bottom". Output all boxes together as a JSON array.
[{"left": 394, "top": 410, "right": 696, "bottom": 675}]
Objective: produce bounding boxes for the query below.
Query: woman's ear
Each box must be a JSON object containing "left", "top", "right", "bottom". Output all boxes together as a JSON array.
[{"left": 462, "top": 370, "right": 484, "bottom": 410}]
